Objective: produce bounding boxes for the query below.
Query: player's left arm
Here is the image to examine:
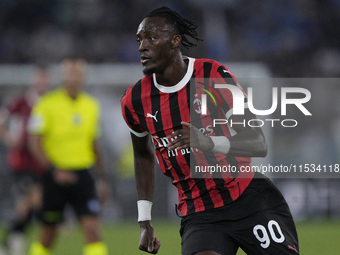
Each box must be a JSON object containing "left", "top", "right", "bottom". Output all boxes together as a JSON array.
[
  {"left": 167, "top": 62, "right": 267, "bottom": 157},
  {"left": 167, "top": 109, "right": 267, "bottom": 158},
  {"left": 225, "top": 109, "right": 267, "bottom": 157}
]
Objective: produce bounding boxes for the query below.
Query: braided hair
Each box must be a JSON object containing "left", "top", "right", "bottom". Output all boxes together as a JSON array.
[{"left": 146, "top": 6, "right": 202, "bottom": 49}]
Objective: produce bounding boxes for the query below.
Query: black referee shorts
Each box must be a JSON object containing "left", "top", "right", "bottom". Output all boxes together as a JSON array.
[
  {"left": 180, "top": 173, "right": 299, "bottom": 255},
  {"left": 40, "top": 169, "right": 101, "bottom": 225}
]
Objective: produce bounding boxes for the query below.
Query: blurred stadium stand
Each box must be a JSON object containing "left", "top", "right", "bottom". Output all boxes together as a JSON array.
[{"left": 0, "top": 0, "right": 339, "bottom": 76}]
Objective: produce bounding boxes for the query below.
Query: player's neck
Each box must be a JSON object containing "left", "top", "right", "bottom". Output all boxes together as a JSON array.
[{"left": 155, "top": 55, "right": 188, "bottom": 87}]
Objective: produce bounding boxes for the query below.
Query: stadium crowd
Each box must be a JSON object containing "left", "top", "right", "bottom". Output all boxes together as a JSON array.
[{"left": 0, "top": 0, "right": 339, "bottom": 77}]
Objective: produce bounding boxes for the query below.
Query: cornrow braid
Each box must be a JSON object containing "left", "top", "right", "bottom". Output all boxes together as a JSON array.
[{"left": 146, "top": 6, "right": 202, "bottom": 49}]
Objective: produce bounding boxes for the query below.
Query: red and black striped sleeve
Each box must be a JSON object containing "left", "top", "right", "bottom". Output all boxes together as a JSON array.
[{"left": 121, "top": 81, "right": 148, "bottom": 137}]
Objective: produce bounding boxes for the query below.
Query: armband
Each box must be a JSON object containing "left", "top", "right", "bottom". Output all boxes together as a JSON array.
[
  {"left": 210, "top": 136, "right": 231, "bottom": 154},
  {"left": 137, "top": 200, "right": 153, "bottom": 222}
]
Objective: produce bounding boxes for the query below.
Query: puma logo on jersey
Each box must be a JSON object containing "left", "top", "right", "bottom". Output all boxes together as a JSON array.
[{"left": 146, "top": 111, "right": 158, "bottom": 122}]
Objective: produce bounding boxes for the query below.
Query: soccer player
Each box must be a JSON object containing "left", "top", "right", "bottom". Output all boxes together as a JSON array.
[
  {"left": 121, "top": 7, "right": 299, "bottom": 255},
  {"left": 27, "top": 57, "right": 109, "bottom": 255},
  {"left": 0, "top": 65, "right": 50, "bottom": 255}
]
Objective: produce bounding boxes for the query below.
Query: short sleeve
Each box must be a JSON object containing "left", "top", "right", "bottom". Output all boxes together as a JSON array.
[{"left": 121, "top": 89, "right": 148, "bottom": 137}]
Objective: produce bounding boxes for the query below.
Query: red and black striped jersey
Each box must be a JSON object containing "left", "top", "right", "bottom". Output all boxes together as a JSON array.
[
  {"left": 121, "top": 57, "right": 254, "bottom": 216},
  {"left": 4, "top": 93, "right": 44, "bottom": 174}
]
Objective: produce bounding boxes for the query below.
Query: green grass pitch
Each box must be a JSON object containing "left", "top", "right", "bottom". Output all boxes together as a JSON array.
[{"left": 7, "top": 219, "right": 340, "bottom": 254}]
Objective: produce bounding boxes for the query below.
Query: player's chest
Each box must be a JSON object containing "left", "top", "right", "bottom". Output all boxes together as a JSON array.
[{"left": 140, "top": 92, "right": 190, "bottom": 136}]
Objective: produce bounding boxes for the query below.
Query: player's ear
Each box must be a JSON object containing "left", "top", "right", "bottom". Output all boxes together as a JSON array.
[{"left": 171, "top": 34, "right": 181, "bottom": 49}]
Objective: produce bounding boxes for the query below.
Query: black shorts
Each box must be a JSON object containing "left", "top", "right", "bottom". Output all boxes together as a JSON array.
[
  {"left": 40, "top": 169, "right": 101, "bottom": 225},
  {"left": 180, "top": 173, "right": 299, "bottom": 255}
]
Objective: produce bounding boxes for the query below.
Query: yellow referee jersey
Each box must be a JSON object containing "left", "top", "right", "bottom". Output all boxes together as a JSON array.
[{"left": 28, "top": 88, "right": 100, "bottom": 170}]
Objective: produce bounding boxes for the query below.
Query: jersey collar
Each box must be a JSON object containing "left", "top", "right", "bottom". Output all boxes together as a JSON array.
[{"left": 152, "top": 57, "right": 195, "bottom": 93}]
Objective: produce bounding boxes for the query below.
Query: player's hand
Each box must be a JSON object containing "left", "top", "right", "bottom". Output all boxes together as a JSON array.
[
  {"left": 166, "top": 121, "right": 214, "bottom": 151},
  {"left": 139, "top": 221, "right": 161, "bottom": 254},
  {"left": 53, "top": 169, "right": 78, "bottom": 185}
]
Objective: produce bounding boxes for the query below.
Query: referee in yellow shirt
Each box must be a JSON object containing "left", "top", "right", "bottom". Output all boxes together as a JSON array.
[{"left": 27, "top": 57, "right": 108, "bottom": 255}]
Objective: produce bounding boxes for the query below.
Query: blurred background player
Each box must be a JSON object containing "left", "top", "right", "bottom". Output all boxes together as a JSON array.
[
  {"left": 27, "top": 57, "right": 109, "bottom": 255},
  {"left": 0, "top": 65, "right": 50, "bottom": 255}
]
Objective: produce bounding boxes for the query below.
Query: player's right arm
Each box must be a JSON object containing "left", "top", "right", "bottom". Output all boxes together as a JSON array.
[
  {"left": 121, "top": 86, "right": 161, "bottom": 253},
  {"left": 131, "top": 133, "right": 161, "bottom": 254}
]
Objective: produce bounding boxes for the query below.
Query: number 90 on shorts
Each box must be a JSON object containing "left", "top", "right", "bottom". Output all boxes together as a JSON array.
[{"left": 253, "top": 220, "right": 285, "bottom": 249}]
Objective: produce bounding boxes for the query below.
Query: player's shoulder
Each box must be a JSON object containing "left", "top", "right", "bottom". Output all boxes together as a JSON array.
[
  {"left": 76, "top": 92, "right": 100, "bottom": 114},
  {"left": 122, "top": 79, "right": 141, "bottom": 97},
  {"left": 194, "top": 58, "right": 224, "bottom": 67},
  {"left": 31, "top": 89, "right": 59, "bottom": 113},
  {"left": 121, "top": 78, "right": 146, "bottom": 106},
  {"left": 37, "top": 88, "right": 60, "bottom": 104},
  {"left": 193, "top": 58, "right": 232, "bottom": 78}
]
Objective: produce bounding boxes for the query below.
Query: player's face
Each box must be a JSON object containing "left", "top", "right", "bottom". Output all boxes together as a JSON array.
[
  {"left": 62, "top": 60, "right": 85, "bottom": 93},
  {"left": 136, "top": 17, "right": 176, "bottom": 76}
]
